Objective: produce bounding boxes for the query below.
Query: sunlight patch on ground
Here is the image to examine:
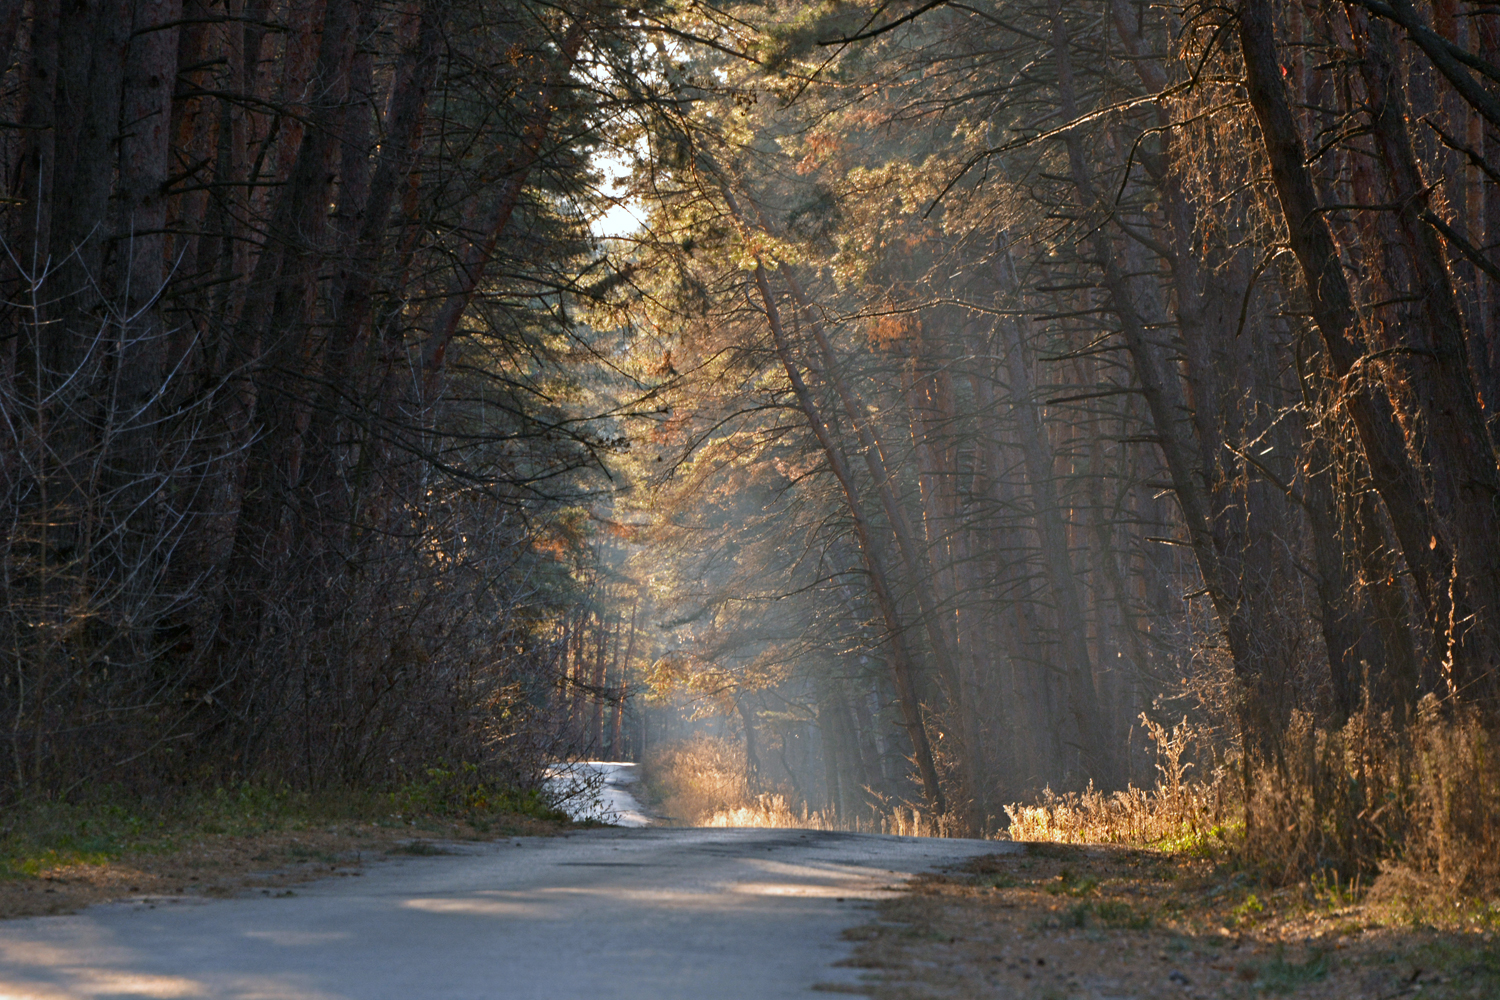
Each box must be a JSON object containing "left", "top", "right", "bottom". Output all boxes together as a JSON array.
[
  {"left": 221, "top": 978, "right": 351, "bottom": 1000},
  {"left": 0, "top": 970, "right": 206, "bottom": 999},
  {"left": 730, "top": 882, "right": 903, "bottom": 899},
  {"left": 0, "top": 933, "right": 136, "bottom": 968},
  {"left": 400, "top": 896, "right": 554, "bottom": 918}
]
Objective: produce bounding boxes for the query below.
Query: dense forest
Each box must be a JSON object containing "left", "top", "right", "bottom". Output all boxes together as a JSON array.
[{"left": 2, "top": 0, "right": 1496, "bottom": 881}]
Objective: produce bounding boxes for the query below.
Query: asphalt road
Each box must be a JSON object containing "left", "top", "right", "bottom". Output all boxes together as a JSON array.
[
  {"left": 545, "top": 760, "right": 655, "bottom": 827},
  {"left": 0, "top": 825, "right": 1005, "bottom": 999}
]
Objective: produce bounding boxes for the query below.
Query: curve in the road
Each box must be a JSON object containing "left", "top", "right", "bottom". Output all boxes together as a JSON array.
[{"left": 546, "top": 761, "right": 655, "bottom": 827}]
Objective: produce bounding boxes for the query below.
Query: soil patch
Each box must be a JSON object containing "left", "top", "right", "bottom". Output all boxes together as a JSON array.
[{"left": 836, "top": 843, "right": 1499, "bottom": 999}]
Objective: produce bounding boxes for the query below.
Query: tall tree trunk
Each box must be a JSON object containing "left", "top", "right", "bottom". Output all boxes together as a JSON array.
[
  {"left": 1240, "top": 0, "right": 1488, "bottom": 698},
  {"left": 333, "top": 0, "right": 443, "bottom": 354},
  {"left": 1052, "top": 9, "right": 1269, "bottom": 747},
  {"left": 704, "top": 169, "right": 948, "bottom": 813},
  {"left": 740, "top": 244, "right": 945, "bottom": 814},
  {"left": 612, "top": 588, "right": 641, "bottom": 757},
  {"left": 965, "top": 332, "right": 1054, "bottom": 797},
  {"left": 777, "top": 265, "right": 979, "bottom": 816},
  {"left": 992, "top": 269, "right": 1114, "bottom": 786},
  {"left": 1477, "top": 12, "right": 1500, "bottom": 433},
  {"left": 419, "top": 20, "right": 586, "bottom": 401},
  {"left": 1347, "top": 8, "right": 1500, "bottom": 698},
  {"left": 736, "top": 695, "right": 760, "bottom": 793}
]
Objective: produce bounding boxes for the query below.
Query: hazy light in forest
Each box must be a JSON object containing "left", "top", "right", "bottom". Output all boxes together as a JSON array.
[
  {"left": 590, "top": 144, "right": 647, "bottom": 239},
  {"left": 592, "top": 199, "right": 647, "bottom": 239}
]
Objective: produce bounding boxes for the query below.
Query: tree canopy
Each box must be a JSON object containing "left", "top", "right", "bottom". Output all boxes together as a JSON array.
[{"left": 3, "top": 0, "right": 1498, "bottom": 876}]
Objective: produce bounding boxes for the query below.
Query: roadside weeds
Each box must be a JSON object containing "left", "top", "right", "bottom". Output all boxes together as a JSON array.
[
  {"left": 1, "top": 782, "right": 571, "bottom": 920},
  {"left": 832, "top": 843, "right": 1500, "bottom": 999}
]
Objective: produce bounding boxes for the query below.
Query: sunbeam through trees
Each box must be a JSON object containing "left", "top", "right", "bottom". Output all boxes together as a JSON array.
[{"left": 1, "top": 0, "right": 1497, "bottom": 894}]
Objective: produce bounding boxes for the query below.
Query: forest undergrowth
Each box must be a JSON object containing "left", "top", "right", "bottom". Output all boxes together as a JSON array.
[
  {"left": 1009, "top": 700, "right": 1500, "bottom": 914},
  {"left": 640, "top": 733, "right": 960, "bottom": 836},
  {"left": 826, "top": 707, "right": 1500, "bottom": 998}
]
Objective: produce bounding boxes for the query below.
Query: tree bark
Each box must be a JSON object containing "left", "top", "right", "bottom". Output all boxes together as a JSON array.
[
  {"left": 1241, "top": 0, "right": 1493, "bottom": 700},
  {"left": 419, "top": 20, "right": 587, "bottom": 401},
  {"left": 990, "top": 253, "right": 1115, "bottom": 786},
  {"left": 1346, "top": 7, "right": 1500, "bottom": 697},
  {"left": 1052, "top": 9, "right": 1271, "bottom": 744},
  {"left": 740, "top": 243, "right": 946, "bottom": 814}
]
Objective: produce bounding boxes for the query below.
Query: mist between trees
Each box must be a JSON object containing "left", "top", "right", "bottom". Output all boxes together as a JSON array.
[{"left": 1, "top": 0, "right": 1496, "bottom": 889}]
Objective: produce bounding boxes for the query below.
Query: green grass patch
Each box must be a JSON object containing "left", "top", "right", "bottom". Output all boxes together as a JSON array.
[
  {"left": 1045, "top": 868, "right": 1099, "bottom": 897},
  {"left": 1405, "top": 938, "right": 1500, "bottom": 993},
  {"left": 1253, "top": 950, "right": 1329, "bottom": 993},
  {"left": 975, "top": 872, "right": 1019, "bottom": 889},
  {"left": 1049, "top": 899, "right": 1153, "bottom": 930},
  {"left": 1, "top": 765, "right": 566, "bottom": 880},
  {"left": 1092, "top": 898, "right": 1152, "bottom": 929},
  {"left": 389, "top": 763, "right": 567, "bottom": 823},
  {"left": 1232, "top": 892, "right": 1266, "bottom": 925},
  {"left": 1151, "top": 821, "right": 1240, "bottom": 858}
]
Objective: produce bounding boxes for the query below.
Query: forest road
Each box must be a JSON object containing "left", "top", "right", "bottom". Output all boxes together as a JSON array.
[{"left": 0, "top": 826, "right": 1006, "bottom": 999}]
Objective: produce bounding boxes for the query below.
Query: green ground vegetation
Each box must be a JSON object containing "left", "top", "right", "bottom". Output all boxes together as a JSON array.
[{"left": 1, "top": 766, "right": 567, "bottom": 881}]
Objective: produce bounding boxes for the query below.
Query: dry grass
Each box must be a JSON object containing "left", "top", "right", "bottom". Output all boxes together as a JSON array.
[
  {"left": 639, "top": 734, "right": 751, "bottom": 823},
  {"left": 1004, "top": 716, "right": 1235, "bottom": 850},
  {"left": 700, "top": 793, "right": 960, "bottom": 837},
  {"left": 1233, "top": 697, "right": 1500, "bottom": 902},
  {"left": 647, "top": 702, "right": 1500, "bottom": 924},
  {"left": 1004, "top": 782, "right": 1232, "bottom": 847},
  {"left": 0, "top": 815, "right": 566, "bottom": 920},
  {"left": 836, "top": 844, "right": 1500, "bottom": 1000},
  {"left": 1000, "top": 703, "right": 1500, "bottom": 930},
  {"left": 642, "top": 736, "right": 963, "bottom": 835},
  {"left": 701, "top": 793, "right": 839, "bottom": 829},
  {"left": 1002, "top": 704, "right": 1500, "bottom": 899},
  {"left": 903, "top": 715, "right": 1497, "bottom": 993}
]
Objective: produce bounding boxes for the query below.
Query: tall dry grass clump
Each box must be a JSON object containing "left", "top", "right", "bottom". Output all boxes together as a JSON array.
[
  {"left": 701, "top": 794, "right": 837, "bottom": 829},
  {"left": 1241, "top": 706, "right": 1399, "bottom": 884},
  {"left": 642, "top": 735, "right": 962, "bottom": 834},
  {"left": 1005, "top": 701, "right": 1500, "bottom": 909},
  {"left": 640, "top": 734, "right": 750, "bottom": 823},
  {"left": 1003, "top": 782, "right": 1231, "bottom": 846},
  {"left": 1005, "top": 716, "right": 1233, "bottom": 847},
  {"left": 1407, "top": 701, "right": 1500, "bottom": 889},
  {"left": 1242, "top": 696, "right": 1500, "bottom": 893},
  {"left": 699, "top": 793, "right": 958, "bottom": 835}
]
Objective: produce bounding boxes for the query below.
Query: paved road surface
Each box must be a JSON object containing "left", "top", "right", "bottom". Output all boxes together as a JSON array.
[
  {"left": 545, "top": 761, "right": 655, "bottom": 827},
  {"left": 0, "top": 826, "right": 1006, "bottom": 999}
]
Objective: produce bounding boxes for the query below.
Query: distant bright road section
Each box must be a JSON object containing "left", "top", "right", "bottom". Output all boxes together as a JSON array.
[
  {"left": 549, "top": 760, "right": 654, "bottom": 827},
  {"left": 0, "top": 826, "right": 1004, "bottom": 999}
]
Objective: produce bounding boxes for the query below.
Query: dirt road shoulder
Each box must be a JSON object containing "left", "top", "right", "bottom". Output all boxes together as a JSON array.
[
  {"left": 840, "top": 843, "right": 1498, "bottom": 999},
  {"left": 1, "top": 814, "right": 565, "bottom": 920}
]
